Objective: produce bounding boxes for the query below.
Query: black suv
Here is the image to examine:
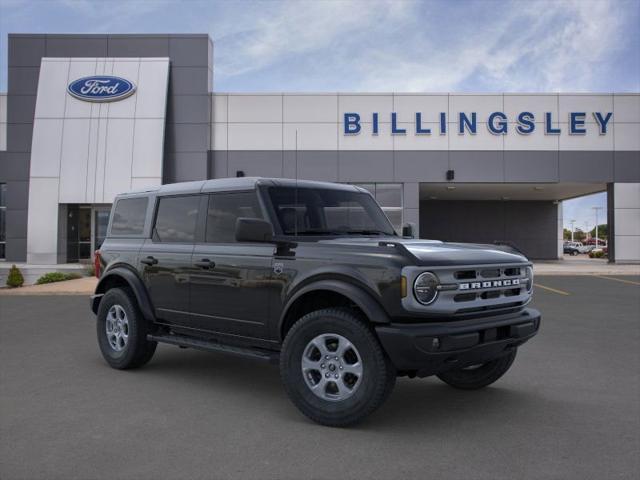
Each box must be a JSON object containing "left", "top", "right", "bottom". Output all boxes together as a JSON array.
[{"left": 91, "top": 178, "right": 540, "bottom": 426}]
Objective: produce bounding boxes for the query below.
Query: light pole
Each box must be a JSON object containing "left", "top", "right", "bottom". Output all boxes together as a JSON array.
[
  {"left": 570, "top": 219, "right": 576, "bottom": 242},
  {"left": 592, "top": 206, "right": 603, "bottom": 248}
]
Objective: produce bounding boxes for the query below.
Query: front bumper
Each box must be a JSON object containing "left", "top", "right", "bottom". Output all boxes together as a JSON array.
[{"left": 376, "top": 308, "right": 540, "bottom": 377}]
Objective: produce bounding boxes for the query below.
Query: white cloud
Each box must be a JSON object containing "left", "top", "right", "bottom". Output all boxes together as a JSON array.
[{"left": 213, "top": 0, "right": 635, "bottom": 92}]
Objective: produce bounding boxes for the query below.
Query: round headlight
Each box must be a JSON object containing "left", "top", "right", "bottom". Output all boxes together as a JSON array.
[
  {"left": 525, "top": 266, "right": 534, "bottom": 293},
  {"left": 414, "top": 272, "right": 440, "bottom": 305}
]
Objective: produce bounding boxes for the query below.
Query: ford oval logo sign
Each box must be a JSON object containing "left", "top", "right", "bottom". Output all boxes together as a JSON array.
[{"left": 67, "top": 76, "right": 136, "bottom": 102}]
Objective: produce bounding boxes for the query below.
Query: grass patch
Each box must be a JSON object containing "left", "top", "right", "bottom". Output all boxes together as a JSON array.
[{"left": 35, "top": 272, "right": 83, "bottom": 285}]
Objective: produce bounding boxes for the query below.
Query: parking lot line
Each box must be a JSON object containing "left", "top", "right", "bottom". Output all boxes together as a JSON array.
[
  {"left": 533, "top": 283, "right": 571, "bottom": 296},
  {"left": 592, "top": 275, "right": 640, "bottom": 286}
]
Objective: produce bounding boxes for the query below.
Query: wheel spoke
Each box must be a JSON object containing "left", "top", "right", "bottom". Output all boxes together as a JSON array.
[
  {"left": 336, "top": 338, "right": 354, "bottom": 359},
  {"left": 343, "top": 362, "right": 363, "bottom": 377},
  {"left": 301, "top": 356, "right": 320, "bottom": 372}
]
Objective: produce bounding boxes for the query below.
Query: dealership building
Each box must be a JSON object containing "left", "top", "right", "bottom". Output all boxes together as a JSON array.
[{"left": 0, "top": 33, "right": 638, "bottom": 268}]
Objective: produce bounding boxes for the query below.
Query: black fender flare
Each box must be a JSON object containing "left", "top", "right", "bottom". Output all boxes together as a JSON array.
[
  {"left": 92, "top": 266, "right": 155, "bottom": 322},
  {"left": 278, "top": 279, "right": 391, "bottom": 338}
]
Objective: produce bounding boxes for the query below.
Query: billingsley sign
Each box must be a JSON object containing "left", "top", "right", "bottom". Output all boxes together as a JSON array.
[
  {"left": 68, "top": 76, "right": 136, "bottom": 102},
  {"left": 343, "top": 111, "right": 613, "bottom": 135}
]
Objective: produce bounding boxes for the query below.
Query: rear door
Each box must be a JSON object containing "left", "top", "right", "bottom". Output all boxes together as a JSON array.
[
  {"left": 189, "top": 191, "right": 274, "bottom": 340},
  {"left": 139, "top": 194, "right": 204, "bottom": 326}
]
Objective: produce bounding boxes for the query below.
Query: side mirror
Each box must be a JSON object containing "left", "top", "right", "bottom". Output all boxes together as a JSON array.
[
  {"left": 235, "top": 218, "right": 274, "bottom": 243},
  {"left": 402, "top": 222, "right": 415, "bottom": 238}
]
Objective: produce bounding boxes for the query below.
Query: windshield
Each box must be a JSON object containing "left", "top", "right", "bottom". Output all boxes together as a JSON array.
[{"left": 267, "top": 186, "right": 396, "bottom": 237}]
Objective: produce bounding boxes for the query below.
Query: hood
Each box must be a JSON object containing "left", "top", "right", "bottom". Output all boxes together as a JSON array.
[{"left": 317, "top": 236, "right": 529, "bottom": 266}]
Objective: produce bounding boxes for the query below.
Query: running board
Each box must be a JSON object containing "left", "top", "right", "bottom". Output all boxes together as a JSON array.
[{"left": 147, "top": 333, "right": 279, "bottom": 364}]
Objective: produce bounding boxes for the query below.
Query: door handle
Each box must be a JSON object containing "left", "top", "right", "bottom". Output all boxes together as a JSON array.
[
  {"left": 141, "top": 256, "right": 158, "bottom": 266},
  {"left": 194, "top": 258, "right": 215, "bottom": 269}
]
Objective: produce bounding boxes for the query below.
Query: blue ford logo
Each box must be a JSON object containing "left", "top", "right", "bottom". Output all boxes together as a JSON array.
[{"left": 67, "top": 76, "right": 136, "bottom": 102}]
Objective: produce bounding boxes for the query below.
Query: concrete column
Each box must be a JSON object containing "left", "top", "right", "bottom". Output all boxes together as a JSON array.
[
  {"left": 403, "top": 182, "right": 419, "bottom": 237},
  {"left": 609, "top": 183, "right": 640, "bottom": 263},
  {"left": 557, "top": 201, "right": 564, "bottom": 260}
]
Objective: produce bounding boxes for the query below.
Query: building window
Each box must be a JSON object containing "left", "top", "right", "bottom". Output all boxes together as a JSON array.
[
  {"left": 0, "top": 183, "right": 6, "bottom": 259},
  {"left": 353, "top": 183, "right": 403, "bottom": 233}
]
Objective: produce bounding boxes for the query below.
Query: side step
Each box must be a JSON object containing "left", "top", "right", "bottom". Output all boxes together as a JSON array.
[{"left": 147, "top": 333, "right": 279, "bottom": 364}]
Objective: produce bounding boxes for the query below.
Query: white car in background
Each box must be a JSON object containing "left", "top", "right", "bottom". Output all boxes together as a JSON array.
[{"left": 564, "top": 242, "right": 591, "bottom": 254}]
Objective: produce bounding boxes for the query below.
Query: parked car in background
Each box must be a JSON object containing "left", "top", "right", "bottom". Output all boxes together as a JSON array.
[
  {"left": 564, "top": 242, "right": 589, "bottom": 254},
  {"left": 564, "top": 244, "right": 581, "bottom": 256}
]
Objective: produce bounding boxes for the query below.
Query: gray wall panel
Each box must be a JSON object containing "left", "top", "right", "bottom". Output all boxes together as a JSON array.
[
  {"left": 279, "top": 151, "right": 339, "bottom": 182},
  {"left": 614, "top": 151, "right": 640, "bottom": 182},
  {"left": 107, "top": 35, "right": 170, "bottom": 57},
  {"left": 167, "top": 95, "right": 210, "bottom": 124},
  {"left": 169, "top": 67, "right": 210, "bottom": 95},
  {"left": 449, "top": 151, "right": 504, "bottom": 182},
  {"left": 6, "top": 209, "right": 27, "bottom": 239},
  {"left": 8, "top": 36, "right": 45, "bottom": 67},
  {"left": 338, "top": 151, "right": 394, "bottom": 182},
  {"left": 505, "top": 151, "right": 559, "bottom": 182},
  {"left": 163, "top": 152, "right": 209, "bottom": 183},
  {"left": 5, "top": 237, "right": 26, "bottom": 262},
  {"left": 165, "top": 123, "right": 210, "bottom": 153},
  {"left": 46, "top": 36, "right": 108, "bottom": 57},
  {"left": 5, "top": 180, "right": 29, "bottom": 209},
  {"left": 169, "top": 36, "right": 211, "bottom": 67},
  {"left": 559, "top": 151, "right": 614, "bottom": 182},
  {"left": 0, "top": 153, "right": 30, "bottom": 181},
  {"left": 394, "top": 151, "right": 449, "bottom": 182},
  {"left": 228, "top": 151, "right": 284, "bottom": 178},
  {"left": 6, "top": 124, "right": 33, "bottom": 153},
  {"left": 210, "top": 151, "right": 228, "bottom": 178},
  {"left": 420, "top": 200, "right": 558, "bottom": 259},
  {"left": 6, "top": 95, "right": 36, "bottom": 124},
  {"left": 7, "top": 67, "right": 40, "bottom": 95}
]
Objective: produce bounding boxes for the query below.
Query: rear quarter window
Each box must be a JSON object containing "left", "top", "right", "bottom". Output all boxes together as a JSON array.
[{"left": 110, "top": 197, "right": 148, "bottom": 236}]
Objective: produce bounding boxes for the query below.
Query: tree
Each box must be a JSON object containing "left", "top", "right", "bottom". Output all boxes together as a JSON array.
[
  {"left": 589, "top": 224, "right": 607, "bottom": 239},
  {"left": 563, "top": 228, "right": 572, "bottom": 240},
  {"left": 572, "top": 228, "right": 586, "bottom": 242},
  {"left": 6, "top": 264, "right": 24, "bottom": 288}
]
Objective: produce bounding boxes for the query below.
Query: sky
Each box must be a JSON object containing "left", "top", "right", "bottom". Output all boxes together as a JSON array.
[{"left": 1, "top": 0, "right": 638, "bottom": 228}]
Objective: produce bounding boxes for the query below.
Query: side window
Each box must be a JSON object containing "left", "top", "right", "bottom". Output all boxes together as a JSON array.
[
  {"left": 206, "top": 191, "right": 263, "bottom": 243},
  {"left": 154, "top": 195, "right": 200, "bottom": 243},
  {"left": 110, "top": 197, "right": 148, "bottom": 236}
]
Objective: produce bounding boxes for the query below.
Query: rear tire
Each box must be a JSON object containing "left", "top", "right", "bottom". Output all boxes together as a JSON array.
[
  {"left": 280, "top": 308, "right": 396, "bottom": 427},
  {"left": 97, "top": 288, "right": 157, "bottom": 370},
  {"left": 436, "top": 348, "right": 517, "bottom": 390}
]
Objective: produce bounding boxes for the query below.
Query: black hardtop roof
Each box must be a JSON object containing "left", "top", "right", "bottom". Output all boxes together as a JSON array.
[{"left": 115, "top": 177, "right": 364, "bottom": 199}]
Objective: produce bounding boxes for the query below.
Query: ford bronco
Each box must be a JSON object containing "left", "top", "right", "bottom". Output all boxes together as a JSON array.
[{"left": 91, "top": 178, "right": 540, "bottom": 426}]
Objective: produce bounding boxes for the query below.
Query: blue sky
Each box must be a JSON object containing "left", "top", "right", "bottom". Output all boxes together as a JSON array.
[{"left": 1, "top": 0, "right": 638, "bottom": 227}]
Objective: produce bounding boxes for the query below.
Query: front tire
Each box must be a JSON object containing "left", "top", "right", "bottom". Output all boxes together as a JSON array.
[
  {"left": 280, "top": 308, "right": 396, "bottom": 427},
  {"left": 97, "top": 288, "right": 157, "bottom": 370},
  {"left": 436, "top": 348, "right": 517, "bottom": 390}
]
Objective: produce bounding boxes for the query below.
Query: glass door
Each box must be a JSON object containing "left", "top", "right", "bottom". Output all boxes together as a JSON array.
[{"left": 92, "top": 206, "right": 111, "bottom": 257}]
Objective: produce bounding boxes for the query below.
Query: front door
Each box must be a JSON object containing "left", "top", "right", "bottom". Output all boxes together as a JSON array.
[
  {"left": 189, "top": 191, "right": 273, "bottom": 340},
  {"left": 139, "top": 194, "right": 203, "bottom": 326}
]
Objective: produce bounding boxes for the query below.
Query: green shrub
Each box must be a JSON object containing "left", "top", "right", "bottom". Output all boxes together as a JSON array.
[
  {"left": 36, "top": 272, "right": 82, "bottom": 285},
  {"left": 85, "top": 264, "right": 96, "bottom": 277},
  {"left": 6, "top": 265, "right": 25, "bottom": 288},
  {"left": 589, "top": 250, "right": 606, "bottom": 259}
]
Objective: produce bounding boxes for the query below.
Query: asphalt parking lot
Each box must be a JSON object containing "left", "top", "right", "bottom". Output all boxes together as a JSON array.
[{"left": 1, "top": 275, "right": 639, "bottom": 480}]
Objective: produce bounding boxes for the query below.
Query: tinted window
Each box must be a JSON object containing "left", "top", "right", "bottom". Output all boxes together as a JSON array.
[
  {"left": 206, "top": 192, "right": 263, "bottom": 243},
  {"left": 268, "top": 187, "right": 395, "bottom": 236},
  {"left": 110, "top": 197, "right": 148, "bottom": 236},
  {"left": 154, "top": 195, "right": 200, "bottom": 243}
]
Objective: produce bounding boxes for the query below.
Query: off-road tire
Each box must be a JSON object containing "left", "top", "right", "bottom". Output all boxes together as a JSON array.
[
  {"left": 280, "top": 307, "right": 396, "bottom": 427},
  {"left": 97, "top": 287, "right": 157, "bottom": 369},
  {"left": 436, "top": 348, "right": 517, "bottom": 390}
]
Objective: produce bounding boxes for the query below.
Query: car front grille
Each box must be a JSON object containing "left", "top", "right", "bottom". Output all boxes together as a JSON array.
[{"left": 402, "top": 263, "right": 532, "bottom": 317}]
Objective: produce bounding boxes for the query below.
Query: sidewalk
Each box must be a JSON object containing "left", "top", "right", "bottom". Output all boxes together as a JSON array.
[
  {"left": 533, "top": 256, "right": 640, "bottom": 276},
  {"left": 0, "top": 277, "right": 98, "bottom": 296}
]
